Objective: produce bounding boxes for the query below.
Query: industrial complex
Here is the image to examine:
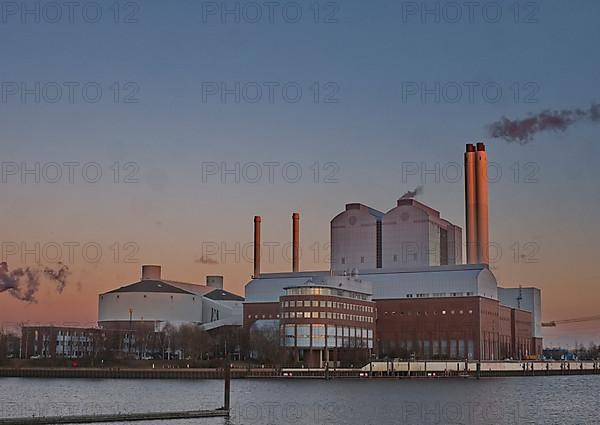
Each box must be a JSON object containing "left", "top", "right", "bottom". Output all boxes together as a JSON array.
[
  {"left": 20, "top": 143, "right": 543, "bottom": 368},
  {"left": 244, "top": 143, "right": 542, "bottom": 366}
]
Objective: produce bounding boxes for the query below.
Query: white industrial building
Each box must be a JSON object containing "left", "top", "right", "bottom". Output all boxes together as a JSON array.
[
  {"left": 331, "top": 199, "right": 462, "bottom": 273},
  {"left": 498, "top": 287, "right": 542, "bottom": 338},
  {"left": 245, "top": 264, "right": 497, "bottom": 304},
  {"left": 98, "top": 265, "right": 244, "bottom": 330}
]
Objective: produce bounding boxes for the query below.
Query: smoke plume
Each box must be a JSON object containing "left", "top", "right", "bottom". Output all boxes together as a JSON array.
[
  {"left": 0, "top": 262, "right": 70, "bottom": 302},
  {"left": 195, "top": 255, "right": 219, "bottom": 265},
  {"left": 488, "top": 103, "right": 600, "bottom": 143},
  {"left": 400, "top": 185, "right": 424, "bottom": 199}
]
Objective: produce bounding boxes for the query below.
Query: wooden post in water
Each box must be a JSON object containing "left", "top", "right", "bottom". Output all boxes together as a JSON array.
[
  {"left": 476, "top": 362, "right": 481, "bottom": 380},
  {"left": 224, "top": 360, "right": 231, "bottom": 411}
]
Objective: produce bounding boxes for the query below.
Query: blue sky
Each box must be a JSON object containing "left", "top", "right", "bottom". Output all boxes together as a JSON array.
[{"left": 1, "top": 0, "right": 600, "bottom": 344}]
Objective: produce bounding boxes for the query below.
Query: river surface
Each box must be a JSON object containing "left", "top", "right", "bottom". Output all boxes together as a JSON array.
[{"left": 0, "top": 376, "right": 598, "bottom": 424}]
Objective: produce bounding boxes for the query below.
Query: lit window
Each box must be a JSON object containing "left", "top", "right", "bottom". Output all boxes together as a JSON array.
[{"left": 442, "top": 310, "right": 446, "bottom": 315}]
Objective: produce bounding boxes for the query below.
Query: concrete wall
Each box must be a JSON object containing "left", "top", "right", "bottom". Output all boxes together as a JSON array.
[
  {"left": 98, "top": 292, "right": 203, "bottom": 324},
  {"left": 382, "top": 203, "right": 433, "bottom": 267},
  {"left": 330, "top": 204, "right": 381, "bottom": 273}
]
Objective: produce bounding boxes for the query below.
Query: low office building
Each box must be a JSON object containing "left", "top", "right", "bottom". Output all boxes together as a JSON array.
[
  {"left": 278, "top": 275, "right": 375, "bottom": 367},
  {"left": 20, "top": 326, "right": 130, "bottom": 359}
]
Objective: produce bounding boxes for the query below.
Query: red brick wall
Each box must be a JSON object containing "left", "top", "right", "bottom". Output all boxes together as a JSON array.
[
  {"left": 375, "top": 297, "right": 482, "bottom": 360},
  {"left": 243, "top": 302, "right": 280, "bottom": 327}
]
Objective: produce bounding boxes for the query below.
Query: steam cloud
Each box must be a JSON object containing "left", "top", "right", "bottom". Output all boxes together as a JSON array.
[
  {"left": 488, "top": 103, "right": 600, "bottom": 143},
  {"left": 195, "top": 255, "right": 219, "bottom": 265},
  {"left": 400, "top": 185, "right": 424, "bottom": 199},
  {"left": 0, "top": 262, "right": 70, "bottom": 302}
]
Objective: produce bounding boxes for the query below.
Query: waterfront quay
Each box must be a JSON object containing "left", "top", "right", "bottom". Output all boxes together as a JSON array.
[{"left": 1, "top": 361, "right": 599, "bottom": 379}]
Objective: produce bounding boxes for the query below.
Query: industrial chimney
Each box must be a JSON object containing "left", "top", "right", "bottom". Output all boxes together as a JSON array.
[
  {"left": 253, "top": 216, "right": 261, "bottom": 277},
  {"left": 475, "top": 142, "right": 489, "bottom": 264},
  {"left": 464, "top": 144, "right": 478, "bottom": 264},
  {"left": 141, "top": 265, "right": 161, "bottom": 280},
  {"left": 292, "top": 213, "right": 300, "bottom": 272},
  {"left": 464, "top": 142, "right": 490, "bottom": 265}
]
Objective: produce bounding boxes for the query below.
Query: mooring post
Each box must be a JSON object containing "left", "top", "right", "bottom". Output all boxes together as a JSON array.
[
  {"left": 476, "top": 362, "right": 481, "bottom": 380},
  {"left": 224, "top": 360, "right": 231, "bottom": 411}
]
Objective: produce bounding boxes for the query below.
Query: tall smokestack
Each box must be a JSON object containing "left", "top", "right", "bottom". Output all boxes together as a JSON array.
[
  {"left": 292, "top": 213, "right": 300, "bottom": 272},
  {"left": 253, "top": 216, "right": 261, "bottom": 277},
  {"left": 475, "top": 142, "right": 489, "bottom": 264},
  {"left": 464, "top": 144, "right": 478, "bottom": 264}
]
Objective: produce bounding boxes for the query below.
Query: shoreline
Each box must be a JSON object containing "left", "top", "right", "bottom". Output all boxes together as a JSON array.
[{"left": 1, "top": 363, "right": 599, "bottom": 380}]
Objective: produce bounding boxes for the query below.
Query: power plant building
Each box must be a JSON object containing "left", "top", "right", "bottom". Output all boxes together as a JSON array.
[
  {"left": 244, "top": 143, "right": 543, "bottom": 367},
  {"left": 331, "top": 200, "right": 462, "bottom": 272},
  {"left": 98, "top": 265, "right": 244, "bottom": 331}
]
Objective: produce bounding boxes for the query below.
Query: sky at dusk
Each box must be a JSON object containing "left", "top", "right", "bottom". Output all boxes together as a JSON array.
[{"left": 1, "top": 0, "right": 599, "bottom": 346}]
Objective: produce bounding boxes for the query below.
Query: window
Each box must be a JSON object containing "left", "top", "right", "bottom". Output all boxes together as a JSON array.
[
  {"left": 360, "top": 256, "right": 364, "bottom": 263},
  {"left": 393, "top": 254, "right": 398, "bottom": 262},
  {"left": 341, "top": 257, "right": 345, "bottom": 264},
  {"left": 320, "top": 301, "right": 326, "bottom": 307},
  {"left": 442, "top": 310, "right": 446, "bottom": 315}
]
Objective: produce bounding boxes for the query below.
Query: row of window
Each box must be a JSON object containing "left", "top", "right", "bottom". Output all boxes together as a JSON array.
[
  {"left": 282, "top": 300, "right": 374, "bottom": 313},
  {"left": 282, "top": 311, "right": 374, "bottom": 323},
  {"left": 283, "top": 324, "right": 374, "bottom": 349},
  {"left": 380, "top": 339, "right": 475, "bottom": 360},
  {"left": 382, "top": 309, "right": 473, "bottom": 316},
  {"left": 285, "top": 287, "right": 370, "bottom": 301},
  {"left": 340, "top": 254, "right": 456, "bottom": 265},
  {"left": 406, "top": 292, "right": 474, "bottom": 298}
]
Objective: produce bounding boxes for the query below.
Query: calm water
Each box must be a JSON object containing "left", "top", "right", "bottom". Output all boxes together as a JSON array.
[{"left": 0, "top": 376, "right": 598, "bottom": 424}]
